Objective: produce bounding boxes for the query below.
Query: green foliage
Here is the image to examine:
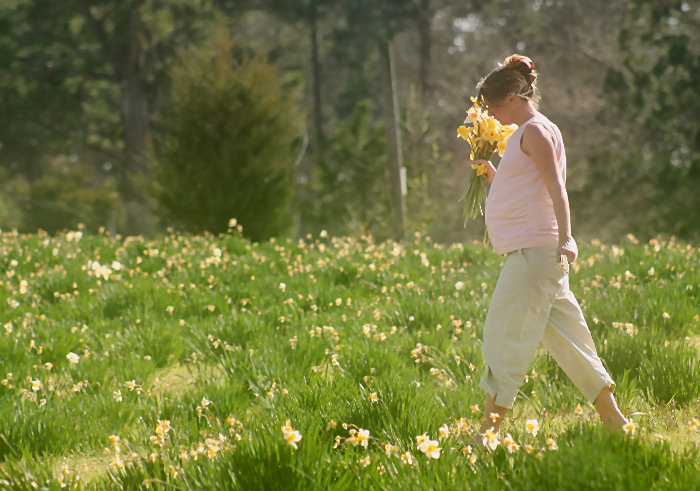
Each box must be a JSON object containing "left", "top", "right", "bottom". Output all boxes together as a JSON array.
[
  {"left": 0, "top": 0, "right": 216, "bottom": 186},
  {"left": 0, "top": 156, "right": 122, "bottom": 234},
  {"left": 586, "top": 0, "right": 700, "bottom": 240},
  {"left": 0, "top": 169, "right": 24, "bottom": 231},
  {"left": 302, "top": 100, "right": 390, "bottom": 238},
  {"left": 149, "top": 31, "right": 301, "bottom": 240}
]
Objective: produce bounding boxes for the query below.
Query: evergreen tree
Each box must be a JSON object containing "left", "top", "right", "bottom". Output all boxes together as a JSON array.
[{"left": 149, "top": 31, "right": 302, "bottom": 240}]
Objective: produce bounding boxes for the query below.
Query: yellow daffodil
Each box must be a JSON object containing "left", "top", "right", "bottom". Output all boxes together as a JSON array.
[
  {"left": 155, "top": 420, "right": 171, "bottom": 437},
  {"left": 419, "top": 438, "right": 441, "bottom": 459},
  {"left": 439, "top": 424, "right": 449, "bottom": 438},
  {"left": 384, "top": 443, "right": 399, "bottom": 457},
  {"left": 471, "top": 162, "right": 488, "bottom": 176},
  {"left": 282, "top": 419, "right": 302, "bottom": 449},
  {"left": 457, "top": 97, "right": 515, "bottom": 225},
  {"left": 503, "top": 433, "right": 520, "bottom": 453},
  {"left": 457, "top": 125, "right": 470, "bottom": 140},
  {"left": 482, "top": 427, "right": 500, "bottom": 451},
  {"left": 525, "top": 419, "right": 539, "bottom": 437},
  {"left": 356, "top": 428, "right": 370, "bottom": 448}
]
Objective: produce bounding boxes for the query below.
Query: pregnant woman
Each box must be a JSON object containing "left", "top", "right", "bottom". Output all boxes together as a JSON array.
[{"left": 472, "top": 54, "right": 629, "bottom": 440}]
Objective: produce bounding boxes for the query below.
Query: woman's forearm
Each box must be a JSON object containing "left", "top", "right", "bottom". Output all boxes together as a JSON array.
[{"left": 551, "top": 185, "right": 572, "bottom": 240}]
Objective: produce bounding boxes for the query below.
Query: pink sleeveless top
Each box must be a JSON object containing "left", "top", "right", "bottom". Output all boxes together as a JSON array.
[{"left": 485, "top": 113, "right": 566, "bottom": 255}]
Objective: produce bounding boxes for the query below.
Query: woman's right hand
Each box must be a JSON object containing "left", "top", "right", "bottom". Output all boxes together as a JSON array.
[{"left": 474, "top": 159, "right": 497, "bottom": 184}]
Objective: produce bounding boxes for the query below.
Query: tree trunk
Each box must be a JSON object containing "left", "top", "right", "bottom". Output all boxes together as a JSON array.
[
  {"left": 379, "top": 38, "right": 407, "bottom": 242},
  {"left": 310, "top": 0, "right": 325, "bottom": 154},
  {"left": 417, "top": 0, "right": 432, "bottom": 102},
  {"left": 121, "top": 9, "right": 155, "bottom": 234}
]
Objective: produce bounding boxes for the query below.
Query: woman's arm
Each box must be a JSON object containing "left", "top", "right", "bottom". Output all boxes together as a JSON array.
[{"left": 520, "top": 124, "right": 578, "bottom": 263}]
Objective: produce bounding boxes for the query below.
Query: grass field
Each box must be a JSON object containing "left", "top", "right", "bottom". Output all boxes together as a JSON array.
[{"left": 0, "top": 225, "right": 698, "bottom": 489}]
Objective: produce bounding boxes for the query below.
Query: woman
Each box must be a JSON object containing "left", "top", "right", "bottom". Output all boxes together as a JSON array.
[{"left": 472, "top": 55, "right": 628, "bottom": 440}]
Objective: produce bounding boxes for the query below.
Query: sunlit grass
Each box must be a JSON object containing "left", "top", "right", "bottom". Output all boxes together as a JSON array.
[{"left": 0, "top": 227, "right": 697, "bottom": 489}]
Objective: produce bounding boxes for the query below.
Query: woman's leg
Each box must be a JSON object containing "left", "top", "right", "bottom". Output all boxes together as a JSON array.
[
  {"left": 477, "top": 393, "right": 509, "bottom": 434},
  {"left": 478, "top": 249, "right": 561, "bottom": 410},
  {"left": 540, "top": 281, "right": 628, "bottom": 430}
]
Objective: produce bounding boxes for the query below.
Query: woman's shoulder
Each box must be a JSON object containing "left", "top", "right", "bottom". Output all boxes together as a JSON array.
[{"left": 525, "top": 113, "right": 562, "bottom": 140}]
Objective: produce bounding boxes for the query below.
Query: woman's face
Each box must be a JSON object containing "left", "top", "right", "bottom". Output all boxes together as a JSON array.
[{"left": 484, "top": 93, "right": 518, "bottom": 125}]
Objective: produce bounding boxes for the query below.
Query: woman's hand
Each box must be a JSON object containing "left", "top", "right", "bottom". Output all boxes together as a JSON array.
[
  {"left": 558, "top": 235, "right": 578, "bottom": 264},
  {"left": 474, "top": 159, "right": 497, "bottom": 184}
]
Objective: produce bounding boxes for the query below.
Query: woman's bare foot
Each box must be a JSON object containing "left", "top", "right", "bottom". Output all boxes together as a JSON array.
[{"left": 593, "top": 387, "right": 628, "bottom": 431}]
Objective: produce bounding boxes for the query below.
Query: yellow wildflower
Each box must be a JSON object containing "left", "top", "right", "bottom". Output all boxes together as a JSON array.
[
  {"left": 155, "top": 420, "right": 171, "bottom": 437},
  {"left": 415, "top": 433, "right": 429, "bottom": 448},
  {"left": 439, "top": 424, "right": 449, "bottom": 438},
  {"left": 282, "top": 419, "right": 302, "bottom": 449},
  {"left": 525, "top": 419, "right": 539, "bottom": 437},
  {"left": 503, "top": 433, "right": 519, "bottom": 453},
  {"left": 471, "top": 162, "right": 488, "bottom": 176},
  {"left": 355, "top": 428, "right": 370, "bottom": 448},
  {"left": 384, "top": 443, "right": 399, "bottom": 457},
  {"left": 482, "top": 427, "right": 500, "bottom": 451},
  {"left": 420, "top": 439, "right": 441, "bottom": 459}
]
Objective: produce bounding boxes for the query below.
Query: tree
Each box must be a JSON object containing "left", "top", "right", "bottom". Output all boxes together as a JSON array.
[
  {"left": 0, "top": 0, "right": 216, "bottom": 233},
  {"left": 587, "top": 0, "right": 700, "bottom": 239},
  {"left": 149, "top": 31, "right": 302, "bottom": 240}
]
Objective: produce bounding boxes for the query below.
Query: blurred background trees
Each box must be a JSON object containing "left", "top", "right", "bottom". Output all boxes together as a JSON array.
[
  {"left": 0, "top": 0, "right": 698, "bottom": 243},
  {"left": 149, "top": 31, "right": 301, "bottom": 241}
]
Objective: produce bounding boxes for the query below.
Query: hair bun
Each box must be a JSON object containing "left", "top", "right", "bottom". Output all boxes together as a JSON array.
[{"left": 503, "top": 54, "right": 537, "bottom": 85}]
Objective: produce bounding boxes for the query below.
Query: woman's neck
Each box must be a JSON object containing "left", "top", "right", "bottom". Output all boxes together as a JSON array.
[{"left": 513, "top": 102, "right": 538, "bottom": 126}]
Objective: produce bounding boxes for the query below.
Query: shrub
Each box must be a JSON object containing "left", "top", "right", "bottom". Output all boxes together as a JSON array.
[
  {"left": 1, "top": 156, "right": 121, "bottom": 234},
  {"left": 300, "top": 100, "right": 390, "bottom": 239},
  {"left": 149, "top": 31, "right": 301, "bottom": 241}
]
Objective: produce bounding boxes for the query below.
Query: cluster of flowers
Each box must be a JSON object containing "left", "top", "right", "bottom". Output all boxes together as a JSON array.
[{"left": 456, "top": 96, "right": 517, "bottom": 226}]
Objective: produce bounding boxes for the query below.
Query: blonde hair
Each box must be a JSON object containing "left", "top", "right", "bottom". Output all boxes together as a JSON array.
[{"left": 476, "top": 54, "right": 540, "bottom": 108}]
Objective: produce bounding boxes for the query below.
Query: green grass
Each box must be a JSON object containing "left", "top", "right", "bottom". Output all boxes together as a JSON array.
[{"left": 0, "top": 228, "right": 698, "bottom": 489}]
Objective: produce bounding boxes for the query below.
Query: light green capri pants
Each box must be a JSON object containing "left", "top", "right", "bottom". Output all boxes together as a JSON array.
[{"left": 478, "top": 246, "right": 615, "bottom": 408}]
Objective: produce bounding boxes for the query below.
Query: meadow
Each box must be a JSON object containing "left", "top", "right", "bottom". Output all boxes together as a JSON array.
[{"left": 0, "top": 223, "right": 698, "bottom": 489}]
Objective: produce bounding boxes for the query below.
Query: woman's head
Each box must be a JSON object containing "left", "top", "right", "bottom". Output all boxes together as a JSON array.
[{"left": 476, "top": 54, "right": 540, "bottom": 112}]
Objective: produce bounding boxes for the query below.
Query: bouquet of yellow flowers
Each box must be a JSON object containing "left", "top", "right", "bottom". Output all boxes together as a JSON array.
[{"left": 457, "top": 96, "right": 516, "bottom": 227}]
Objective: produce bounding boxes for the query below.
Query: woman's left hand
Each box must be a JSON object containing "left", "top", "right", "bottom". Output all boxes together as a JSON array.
[{"left": 558, "top": 235, "right": 578, "bottom": 264}]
